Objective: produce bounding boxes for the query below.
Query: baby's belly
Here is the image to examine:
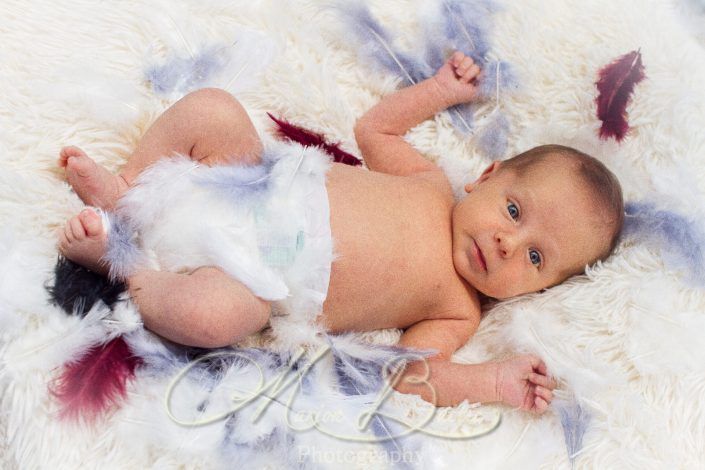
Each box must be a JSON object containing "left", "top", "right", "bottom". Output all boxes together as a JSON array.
[
  {"left": 320, "top": 257, "right": 435, "bottom": 332},
  {"left": 319, "top": 165, "right": 454, "bottom": 332}
]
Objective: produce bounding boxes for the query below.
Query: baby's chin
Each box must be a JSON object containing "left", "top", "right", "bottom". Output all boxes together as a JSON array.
[
  {"left": 455, "top": 268, "right": 510, "bottom": 300},
  {"left": 469, "top": 280, "right": 537, "bottom": 301}
]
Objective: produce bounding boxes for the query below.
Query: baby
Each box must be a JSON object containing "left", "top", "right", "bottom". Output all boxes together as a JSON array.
[{"left": 57, "top": 52, "right": 623, "bottom": 413}]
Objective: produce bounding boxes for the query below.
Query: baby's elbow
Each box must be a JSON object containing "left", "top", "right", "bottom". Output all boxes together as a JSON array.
[
  {"left": 390, "top": 361, "right": 440, "bottom": 405},
  {"left": 392, "top": 379, "right": 438, "bottom": 405}
]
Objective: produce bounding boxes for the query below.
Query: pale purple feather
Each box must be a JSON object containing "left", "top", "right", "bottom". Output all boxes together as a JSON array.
[
  {"left": 329, "top": 338, "right": 433, "bottom": 470},
  {"left": 338, "top": 0, "right": 518, "bottom": 145},
  {"left": 332, "top": 345, "right": 411, "bottom": 395},
  {"left": 478, "top": 111, "right": 510, "bottom": 158},
  {"left": 371, "top": 416, "right": 415, "bottom": 470},
  {"left": 446, "top": 102, "right": 477, "bottom": 134},
  {"left": 192, "top": 160, "right": 273, "bottom": 203},
  {"left": 476, "top": 60, "right": 519, "bottom": 101},
  {"left": 121, "top": 330, "right": 437, "bottom": 465},
  {"left": 102, "top": 211, "right": 144, "bottom": 282},
  {"left": 447, "top": 60, "right": 516, "bottom": 137},
  {"left": 440, "top": 0, "right": 498, "bottom": 65},
  {"left": 329, "top": 337, "right": 435, "bottom": 397},
  {"left": 336, "top": 2, "right": 430, "bottom": 86},
  {"left": 556, "top": 400, "right": 591, "bottom": 468},
  {"left": 624, "top": 202, "right": 705, "bottom": 286},
  {"left": 145, "top": 44, "right": 231, "bottom": 97}
]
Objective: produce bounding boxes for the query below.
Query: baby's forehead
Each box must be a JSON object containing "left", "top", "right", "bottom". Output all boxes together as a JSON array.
[
  {"left": 506, "top": 164, "right": 589, "bottom": 205},
  {"left": 509, "top": 156, "right": 579, "bottom": 185}
]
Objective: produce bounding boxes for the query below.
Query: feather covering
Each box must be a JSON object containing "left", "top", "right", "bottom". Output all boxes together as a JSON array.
[
  {"left": 555, "top": 398, "right": 591, "bottom": 468},
  {"left": 145, "top": 29, "right": 278, "bottom": 99},
  {"left": 335, "top": 0, "right": 516, "bottom": 157},
  {"left": 595, "top": 50, "right": 646, "bottom": 141},
  {"left": 48, "top": 336, "right": 142, "bottom": 422},
  {"left": 623, "top": 201, "right": 705, "bottom": 286},
  {"left": 47, "top": 257, "right": 125, "bottom": 317},
  {"left": 267, "top": 113, "right": 362, "bottom": 166}
]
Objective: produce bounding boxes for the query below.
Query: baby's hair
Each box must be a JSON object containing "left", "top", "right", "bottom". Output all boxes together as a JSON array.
[{"left": 500, "top": 144, "right": 624, "bottom": 263}]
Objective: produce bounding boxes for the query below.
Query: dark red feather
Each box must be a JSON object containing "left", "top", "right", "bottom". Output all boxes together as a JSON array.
[
  {"left": 49, "top": 336, "right": 142, "bottom": 422},
  {"left": 595, "top": 49, "right": 646, "bottom": 142},
  {"left": 267, "top": 113, "right": 363, "bottom": 166}
]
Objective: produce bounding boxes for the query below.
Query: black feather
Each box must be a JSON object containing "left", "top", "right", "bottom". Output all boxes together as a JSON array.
[{"left": 46, "top": 256, "right": 126, "bottom": 316}]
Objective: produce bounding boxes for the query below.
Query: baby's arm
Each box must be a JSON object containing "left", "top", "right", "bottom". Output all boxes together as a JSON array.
[
  {"left": 355, "top": 51, "right": 480, "bottom": 176},
  {"left": 394, "top": 319, "right": 556, "bottom": 412}
]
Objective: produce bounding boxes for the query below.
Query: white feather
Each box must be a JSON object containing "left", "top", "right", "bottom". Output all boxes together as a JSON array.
[{"left": 27, "top": 69, "right": 143, "bottom": 128}]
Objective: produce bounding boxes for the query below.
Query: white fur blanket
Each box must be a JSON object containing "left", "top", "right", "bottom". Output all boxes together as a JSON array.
[{"left": 2, "top": 0, "right": 705, "bottom": 468}]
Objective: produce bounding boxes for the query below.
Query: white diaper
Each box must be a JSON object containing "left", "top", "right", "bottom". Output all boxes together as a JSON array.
[{"left": 107, "top": 140, "right": 334, "bottom": 339}]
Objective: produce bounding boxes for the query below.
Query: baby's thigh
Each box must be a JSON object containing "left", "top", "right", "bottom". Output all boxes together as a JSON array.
[{"left": 181, "top": 88, "right": 263, "bottom": 166}]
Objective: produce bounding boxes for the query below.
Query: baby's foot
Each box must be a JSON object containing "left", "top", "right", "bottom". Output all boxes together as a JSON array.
[
  {"left": 57, "top": 208, "right": 110, "bottom": 277},
  {"left": 59, "top": 146, "right": 128, "bottom": 209}
]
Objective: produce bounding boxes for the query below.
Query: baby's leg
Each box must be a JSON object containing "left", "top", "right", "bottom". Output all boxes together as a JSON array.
[
  {"left": 128, "top": 267, "right": 270, "bottom": 348},
  {"left": 58, "top": 208, "right": 270, "bottom": 347},
  {"left": 60, "top": 88, "right": 263, "bottom": 209},
  {"left": 120, "top": 87, "right": 263, "bottom": 182}
]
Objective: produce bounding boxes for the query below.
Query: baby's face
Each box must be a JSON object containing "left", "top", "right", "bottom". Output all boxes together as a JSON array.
[{"left": 451, "top": 160, "right": 609, "bottom": 299}]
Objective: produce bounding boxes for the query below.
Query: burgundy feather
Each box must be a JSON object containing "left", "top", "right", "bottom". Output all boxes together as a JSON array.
[
  {"left": 267, "top": 112, "right": 362, "bottom": 166},
  {"left": 595, "top": 49, "right": 646, "bottom": 142},
  {"left": 49, "top": 336, "right": 142, "bottom": 422}
]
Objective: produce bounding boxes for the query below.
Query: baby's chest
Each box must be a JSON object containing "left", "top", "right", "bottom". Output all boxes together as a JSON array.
[{"left": 325, "top": 208, "right": 456, "bottom": 325}]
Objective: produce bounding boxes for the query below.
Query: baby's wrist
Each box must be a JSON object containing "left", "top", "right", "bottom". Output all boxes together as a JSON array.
[
  {"left": 489, "top": 361, "right": 503, "bottom": 403},
  {"left": 429, "top": 76, "right": 457, "bottom": 109}
]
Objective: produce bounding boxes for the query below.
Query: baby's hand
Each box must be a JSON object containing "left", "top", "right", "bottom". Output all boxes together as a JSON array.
[
  {"left": 495, "top": 354, "right": 556, "bottom": 414},
  {"left": 433, "top": 51, "right": 481, "bottom": 106}
]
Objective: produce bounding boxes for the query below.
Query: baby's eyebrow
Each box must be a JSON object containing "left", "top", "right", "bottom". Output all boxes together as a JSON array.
[{"left": 517, "top": 186, "right": 535, "bottom": 210}]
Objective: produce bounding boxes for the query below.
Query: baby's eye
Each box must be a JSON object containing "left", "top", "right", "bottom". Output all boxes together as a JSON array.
[
  {"left": 529, "top": 249, "right": 542, "bottom": 267},
  {"left": 507, "top": 202, "right": 519, "bottom": 221}
]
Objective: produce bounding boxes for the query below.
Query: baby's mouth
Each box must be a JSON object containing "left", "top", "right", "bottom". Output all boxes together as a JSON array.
[{"left": 472, "top": 239, "right": 487, "bottom": 272}]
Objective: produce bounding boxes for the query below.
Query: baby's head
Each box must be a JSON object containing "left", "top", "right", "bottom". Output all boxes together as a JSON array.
[{"left": 451, "top": 144, "right": 623, "bottom": 299}]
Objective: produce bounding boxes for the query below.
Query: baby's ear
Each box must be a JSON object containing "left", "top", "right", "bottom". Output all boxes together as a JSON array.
[{"left": 465, "top": 161, "right": 502, "bottom": 192}]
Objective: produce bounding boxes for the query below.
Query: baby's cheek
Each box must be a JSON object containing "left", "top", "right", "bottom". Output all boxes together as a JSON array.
[{"left": 494, "top": 269, "right": 530, "bottom": 298}]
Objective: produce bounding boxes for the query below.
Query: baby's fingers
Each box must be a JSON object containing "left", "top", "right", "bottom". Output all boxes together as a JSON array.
[
  {"left": 535, "top": 385, "right": 553, "bottom": 404},
  {"left": 529, "top": 372, "right": 557, "bottom": 390},
  {"left": 450, "top": 51, "right": 466, "bottom": 68},
  {"left": 533, "top": 396, "right": 549, "bottom": 414},
  {"left": 460, "top": 64, "right": 481, "bottom": 83},
  {"left": 455, "top": 56, "right": 475, "bottom": 76}
]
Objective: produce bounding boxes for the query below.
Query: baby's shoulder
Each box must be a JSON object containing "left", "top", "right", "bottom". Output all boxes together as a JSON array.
[
  {"left": 427, "top": 270, "right": 482, "bottom": 325},
  {"left": 407, "top": 169, "right": 455, "bottom": 207}
]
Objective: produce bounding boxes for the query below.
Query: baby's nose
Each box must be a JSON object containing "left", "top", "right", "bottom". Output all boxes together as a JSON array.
[{"left": 495, "top": 231, "right": 518, "bottom": 258}]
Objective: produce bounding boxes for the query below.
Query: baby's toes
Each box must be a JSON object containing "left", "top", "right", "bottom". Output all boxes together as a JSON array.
[
  {"left": 65, "top": 152, "right": 96, "bottom": 179},
  {"left": 57, "top": 219, "right": 79, "bottom": 255},
  {"left": 69, "top": 215, "right": 87, "bottom": 240},
  {"left": 59, "top": 146, "right": 88, "bottom": 166},
  {"left": 56, "top": 226, "right": 70, "bottom": 250},
  {"left": 79, "top": 208, "right": 104, "bottom": 238}
]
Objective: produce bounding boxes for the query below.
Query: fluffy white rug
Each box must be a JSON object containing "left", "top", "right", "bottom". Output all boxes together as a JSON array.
[{"left": 2, "top": 0, "right": 705, "bottom": 468}]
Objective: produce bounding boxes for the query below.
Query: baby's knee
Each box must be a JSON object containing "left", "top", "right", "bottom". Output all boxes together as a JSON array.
[
  {"left": 177, "top": 88, "right": 262, "bottom": 165},
  {"left": 179, "top": 87, "right": 244, "bottom": 117}
]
